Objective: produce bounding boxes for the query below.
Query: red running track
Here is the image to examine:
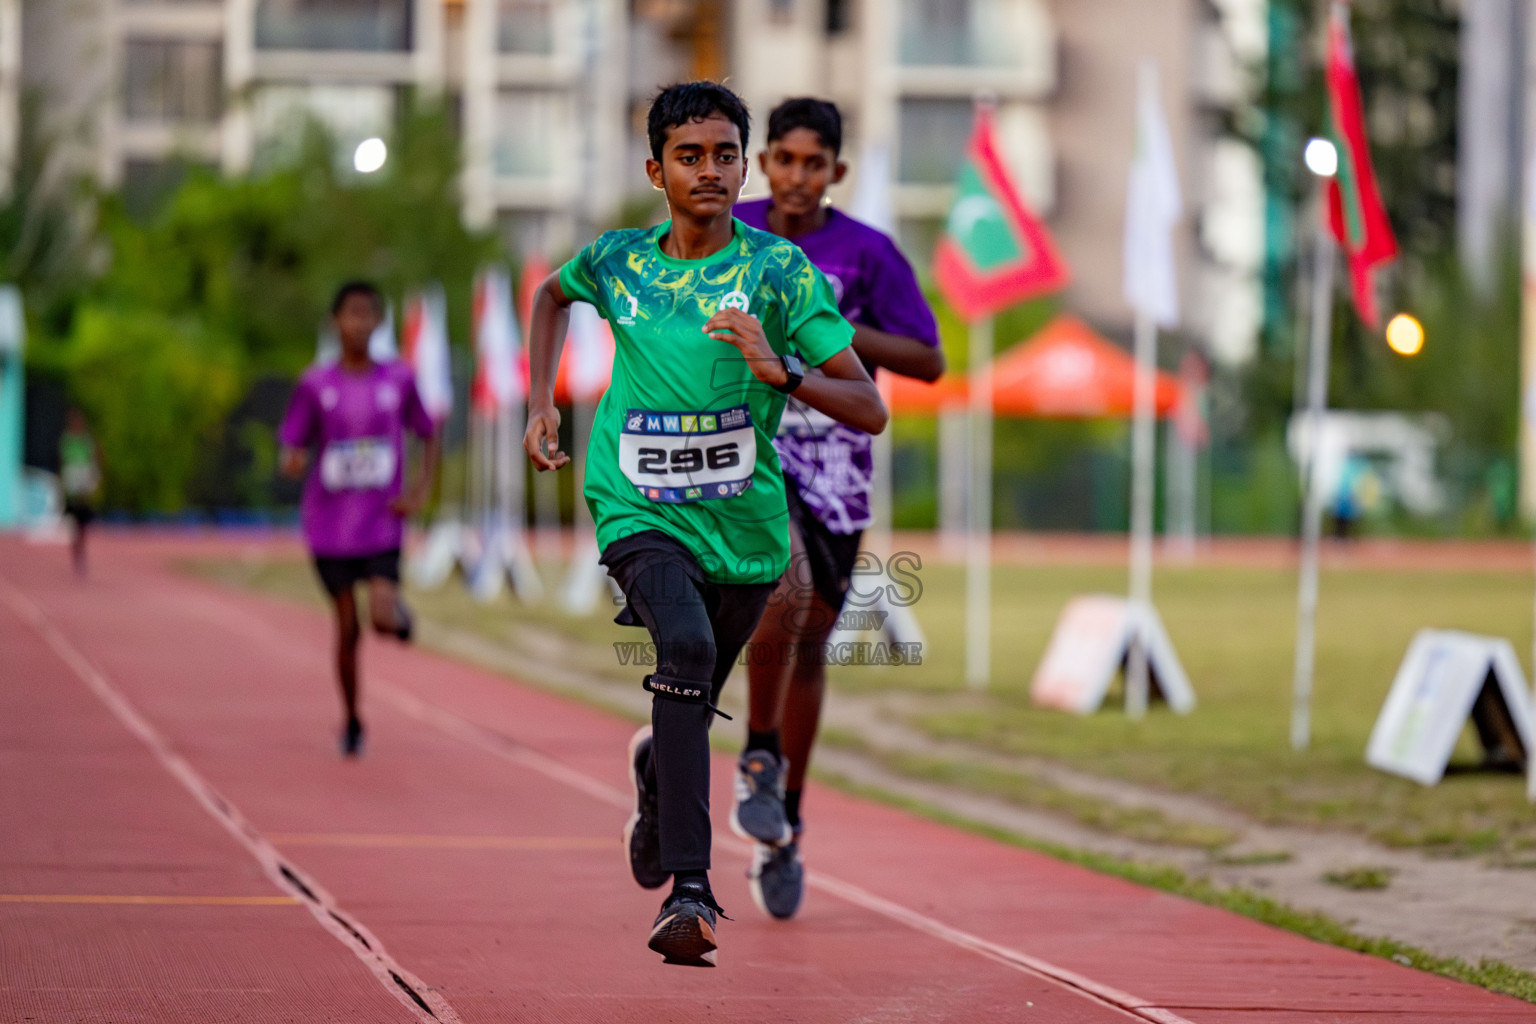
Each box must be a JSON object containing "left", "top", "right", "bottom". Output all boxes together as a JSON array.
[{"left": 1, "top": 534, "right": 1531, "bottom": 1024}]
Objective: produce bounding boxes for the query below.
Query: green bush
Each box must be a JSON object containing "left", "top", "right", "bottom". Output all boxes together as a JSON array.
[
  {"left": 66, "top": 306, "right": 242, "bottom": 512},
  {"left": 36, "top": 95, "right": 501, "bottom": 511}
]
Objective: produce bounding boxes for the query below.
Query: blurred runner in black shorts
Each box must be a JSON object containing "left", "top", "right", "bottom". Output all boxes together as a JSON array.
[
  {"left": 734, "top": 98, "right": 943, "bottom": 920},
  {"left": 59, "top": 408, "right": 101, "bottom": 578}
]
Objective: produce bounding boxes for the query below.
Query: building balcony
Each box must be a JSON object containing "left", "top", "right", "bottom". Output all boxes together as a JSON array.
[
  {"left": 254, "top": 0, "right": 412, "bottom": 53},
  {"left": 252, "top": 48, "right": 420, "bottom": 83}
]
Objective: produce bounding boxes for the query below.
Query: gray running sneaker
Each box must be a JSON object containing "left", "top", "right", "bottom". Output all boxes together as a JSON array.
[
  {"left": 624, "top": 726, "right": 669, "bottom": 889},
  {"left": 749, "top": 829, "right": 804, "bottom": 920},
  {"left": 729, "top": 749, "right": 792, "bottom": 846},
  {"left": 648, "top": 880, "right": 726, "bottom": 967}
]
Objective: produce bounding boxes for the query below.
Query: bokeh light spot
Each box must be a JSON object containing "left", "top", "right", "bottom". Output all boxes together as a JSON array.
[
  {"left": 354, "top": 138, "right": 387, "bottom": 174},
  {"left": 1385, "top": 313, "right": 1424, "bottom": 356}
]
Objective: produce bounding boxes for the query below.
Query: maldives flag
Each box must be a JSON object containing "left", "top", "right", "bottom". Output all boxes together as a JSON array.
[
  {"left": 934, "top": 105, "right": 1070, "bottom": 321},
  {"left": 1324, "top": 1, "right": 1397, "bottom": 328}
]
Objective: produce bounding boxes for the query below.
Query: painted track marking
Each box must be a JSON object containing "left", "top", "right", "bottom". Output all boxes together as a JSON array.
[
  {"left": 33, "top": 559, "right": 1193, "bottom": 1024},
  {"left": 0, "top": 894, "right": 300, "bottom": 906},
  {"left": 269, "top": 833, "right": 615, "bottom": 850},
  {"left": 0, "top": 579, "right": 462, "bottom": 1024},
  {"left": 378, "top": 683, "right": 1196, "bottom": 1024}
]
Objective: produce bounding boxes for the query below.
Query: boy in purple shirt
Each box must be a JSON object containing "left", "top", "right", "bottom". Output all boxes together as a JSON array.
[
  {"left": 279, "top": 281, "right": 442, "bottom": 756},
  {"left": 731, "top": 99, "right": 943, "bottom": 917}
]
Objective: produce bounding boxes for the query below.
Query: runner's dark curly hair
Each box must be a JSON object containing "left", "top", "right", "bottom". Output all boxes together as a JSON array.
[
  {"left": 331, "top": 280, "right": 385, "bottom": 316},
  {"left": 767, "top": 97, "right": 842, "bottom": 157},
  {"left": 647, "top": 81, "right": 751, "bottom": 160}
]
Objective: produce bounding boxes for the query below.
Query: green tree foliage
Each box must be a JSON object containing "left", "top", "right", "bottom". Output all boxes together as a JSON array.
[
  {"left": 66, "top": 307, "right": 242, "bottom": 511},
  {"left": 1237, "top": 0, "right": 1518, "bottom": 530},
  {"left": 1255, "top": 0, "right": 1460, "bottom": 359},
  {"left": 53, "top": 95, "right": 500, "bottom": 511}
]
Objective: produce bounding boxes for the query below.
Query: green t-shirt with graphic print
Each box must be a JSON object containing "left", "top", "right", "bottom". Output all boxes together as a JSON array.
[{"left": 558, "top": 218, "right": 854, "bottom": 584}]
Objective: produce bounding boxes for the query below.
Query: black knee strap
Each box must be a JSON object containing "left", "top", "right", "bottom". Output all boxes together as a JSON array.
[{"left": 643, "top": 674, "right": 733, "bottom": 720}]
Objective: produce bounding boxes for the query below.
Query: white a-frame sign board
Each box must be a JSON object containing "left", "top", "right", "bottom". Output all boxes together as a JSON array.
[
  {"left": 1366, "top": 630, "right": 1533, "bottom": 787},
  {"left": 1030, "top": 595, "right": 1196, "bottom": 715}
]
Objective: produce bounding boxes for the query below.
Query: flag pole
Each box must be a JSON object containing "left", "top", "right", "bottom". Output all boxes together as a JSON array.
[
  {"left": 965, "top": 314, "right": 994, "bottom": 689},
  {"left": 1291, "top": 213, "right": 1337, "bottom": 751},
  {"left": 494, "top": 403, "right": 515, "bottom": 560},
  {"left": 1126, "top": 311, "right": 1157, "bottom": 718}
]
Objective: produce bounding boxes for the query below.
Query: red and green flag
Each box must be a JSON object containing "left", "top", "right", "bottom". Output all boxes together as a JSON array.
[
  {"left": 1324, "top": 1, "right": 1397, "bottom": 328},
  {"left": 934, "top": 106, "right": 1070, "bottom": 321}
]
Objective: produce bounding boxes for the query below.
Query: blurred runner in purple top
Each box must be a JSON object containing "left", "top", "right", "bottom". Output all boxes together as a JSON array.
[
  {"left": 732, "top": 99, "right": 943, "bottom": 921},
  {"left": 279, "top": 281, "right": 442, "bottom": 757},
  {"left": 735, "top": 195, "right": 939, "bottom": 535}
]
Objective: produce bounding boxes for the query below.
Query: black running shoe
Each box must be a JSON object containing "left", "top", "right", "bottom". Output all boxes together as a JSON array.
[
  {"left": 729, "top": 749, "right": 792, "bottom": 846},
  {"left": 341, "top": 718, "right": 365, "bottom": 758},
  {"left": 648, "top": 880, "right": 726, "bottom": 967},
  {"left": 749, "top": 827, "right": 804, "bottom": 920},
  {"left": 623, "top": 726, "right": 668, "bottom": 889},
  {"left": 393, "top": 599, "right": 414, "bottom": 643}
]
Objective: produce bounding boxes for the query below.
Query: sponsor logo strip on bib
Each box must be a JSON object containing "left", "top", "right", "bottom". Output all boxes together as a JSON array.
[
  {"left": 320, "top": 437, "right": 396, "bottom": 492},
  {"left": 619, "top": 405, "right": 756, "bottom": 503}
]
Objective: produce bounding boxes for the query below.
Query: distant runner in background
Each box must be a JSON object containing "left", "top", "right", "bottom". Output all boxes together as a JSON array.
[
  {"left": 59, "top": 407, "right": 102, "bottom": 578},
  {"left": 279, "top": 281, "right": 441, "bottom": 757},
  {"left": 733, "top": 98, "right": 943, "bottom": 920}
]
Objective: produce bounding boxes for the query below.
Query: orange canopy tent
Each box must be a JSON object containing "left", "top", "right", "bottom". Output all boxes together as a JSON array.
[{"left": 888, "top": 315, "right": 1183, "bottom": 418}]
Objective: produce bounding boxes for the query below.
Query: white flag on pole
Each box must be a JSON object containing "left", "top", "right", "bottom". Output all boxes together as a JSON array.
[
  {"left": 566, "top": 302, "right": 613, "bottom": 403},
  {"left": 403, "top": 283, "right": 454, "bottom": 421},
  {"left": 849, "top": 139, "right": 895, "bottom": 235},
  {"left": 1123, "top": 60, "right": 1183, "bottom": 329},
  {"left": 473, "top": 267, "right": 522, "bottom": 413}
]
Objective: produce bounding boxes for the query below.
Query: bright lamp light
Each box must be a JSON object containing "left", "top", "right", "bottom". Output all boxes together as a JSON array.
[
  {"left": 1304, "top": 137, "right": 1338, "bottom": 178},
  {"left": 354, "top": 137, "right": 387, "bottom": 174},
  {"left": 1385, "top": 313, "right": 1425, "bottom": 356}
]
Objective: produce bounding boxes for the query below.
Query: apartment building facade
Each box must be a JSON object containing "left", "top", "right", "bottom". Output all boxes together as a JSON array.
[{"left": 22, "top": 0, "right": 1265, "bottom": 363}]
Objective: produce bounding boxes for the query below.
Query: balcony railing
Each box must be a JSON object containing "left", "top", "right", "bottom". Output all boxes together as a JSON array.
[
  {"left": 499, "top": 0, "right": 555, "bottom": 55},
  {"left": 897, "top": 0, "right": 1049, "bottom": 71},
  {"left": 255, "top": 0, "right": 412, "bottom": 52}
]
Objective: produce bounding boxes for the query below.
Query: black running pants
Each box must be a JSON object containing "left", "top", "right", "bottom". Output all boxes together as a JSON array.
[{"left": 603, "top": 532, "right": 774, "bottom": 873}]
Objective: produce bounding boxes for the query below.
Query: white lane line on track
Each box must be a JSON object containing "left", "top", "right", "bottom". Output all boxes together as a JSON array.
[
  {"left": 0, "top": 580, "right": 462, "bottom": 1024},
  {"left": 377, "top": 682, "right": 1197, "bottom": 1024},
  {"left": 150, "top": 571, "right": 1193, "bottom": 1024}
]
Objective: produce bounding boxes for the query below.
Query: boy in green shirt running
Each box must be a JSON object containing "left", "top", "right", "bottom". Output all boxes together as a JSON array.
[{"left": 524, "top": 81, "right": 886, "bottom": 967}]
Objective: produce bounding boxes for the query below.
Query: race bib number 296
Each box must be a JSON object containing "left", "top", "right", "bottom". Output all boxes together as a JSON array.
[{"left": 619, "top": 405, "right": 756, "bottom": 503}]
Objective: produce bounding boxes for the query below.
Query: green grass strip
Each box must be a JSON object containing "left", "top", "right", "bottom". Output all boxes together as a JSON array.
[{"left": 820, "top": 774, "right": 1536, "bottom": 1005}]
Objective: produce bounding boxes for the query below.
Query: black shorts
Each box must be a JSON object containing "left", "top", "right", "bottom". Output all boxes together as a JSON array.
[
  {"left": 785, "top": 485, "right": 863, "bottom": 615},
  {"left": 312, "top": 549, "right": 401, "bottom": 597},
  {"left": 601, "top": 531, "right": 774, "bottom": 643},
  {"left": 63, "top": 500, "right": 95, "bottom": 528}
]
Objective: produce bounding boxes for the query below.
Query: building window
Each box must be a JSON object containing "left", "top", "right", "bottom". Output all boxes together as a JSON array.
[
  {"left": 499, "top": 0, "right": 555, "bottom": 55},
  {"left": 123, "top": 39, "right": 223, "bottom": 124},
  {"left": 826, "top": 0, "right": 853, "bottom": 34},
  {"left": 255, "top": 0, "right": 413, "bottom": 52},
  {"left": 898, "top": 98, "right": 1052, "bottom": 207},
  {"left": 495, "top": 90, "right": 567, "bottom": 178},
  {"left": 897, "top": 97, "right": 972, "bottom": 184},
  {"left": 898, "top": 0, "right": 1032, "bottom": 67},
  {"left": 252, "top": 84, "right": 395, "bottom": 172}
]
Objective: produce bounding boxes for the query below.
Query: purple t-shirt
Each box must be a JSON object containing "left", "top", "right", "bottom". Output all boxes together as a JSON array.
[
  {"left": 735, "top": 198, "right": 940, "bottom": 535},
  {"left": 279, "top": 359, "right": 435, "bottom": 557}
]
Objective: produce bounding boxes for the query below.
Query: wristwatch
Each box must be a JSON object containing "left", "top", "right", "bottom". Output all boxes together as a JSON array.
[{"left": 772, "top": 353, "right": 805, "bottom": 394}]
